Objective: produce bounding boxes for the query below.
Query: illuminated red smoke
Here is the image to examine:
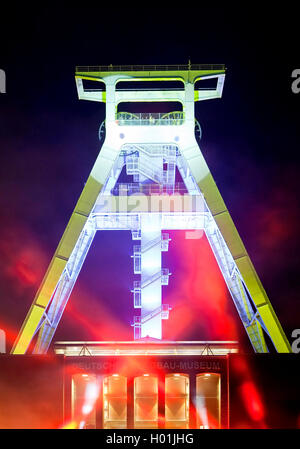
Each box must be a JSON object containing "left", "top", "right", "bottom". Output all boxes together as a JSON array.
[
  {"left": 0, "top": 221, "right": 49, "bottom": 352},
  {"left": 239, "top": 380, "right": 265, "bottom": 423},
  {"left": 163, "top": 231, "right": 239, "bottom": 341},
  {"left": 60, "top": 287, "right": 132, "bottom": 341},
  {"left": 231, "top": 356, "right": 267, "bottom": 428},
  {"left": 0, "top": 224, "right": 48, "bottom": 291}
]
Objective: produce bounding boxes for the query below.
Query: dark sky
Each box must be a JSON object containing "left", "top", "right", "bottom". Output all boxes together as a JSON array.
[{"left": 0, "top": 4, "right": 299, "bottom": 353}]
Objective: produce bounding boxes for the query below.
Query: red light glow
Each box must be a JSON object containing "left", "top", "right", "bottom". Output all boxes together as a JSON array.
[
  {"left": 62, "top": 287, "right": 130, "bottom": 341},
  {"left": 239, "top": 380, "right": 265, "bottom": 423},
  {"left": 164, "top": 231, "right": 239, "bottom": 340},
  {"left": 231, "top": 356, "right": 267, "bottom": 428}
]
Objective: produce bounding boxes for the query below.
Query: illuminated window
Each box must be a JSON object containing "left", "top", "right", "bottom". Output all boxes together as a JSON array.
[
  {"left": 71, "top": 374, "right": 98, "bottom": 429},
  {"left": 196, "top": 373, "right": 221, "bottom": 429},
  {"left": 134, "top": 375, "right": 158, "bottom": 429},
  {"left": 165, "top": 374, "right": 189, "bottom": 429},
  {"left": 103, "top": 375, "right": 127, "bottom": 429}
]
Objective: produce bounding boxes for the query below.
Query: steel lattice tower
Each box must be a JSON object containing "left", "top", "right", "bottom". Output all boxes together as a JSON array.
[{"left": 11, "top": 64, "right": 291, "bottom": 354}]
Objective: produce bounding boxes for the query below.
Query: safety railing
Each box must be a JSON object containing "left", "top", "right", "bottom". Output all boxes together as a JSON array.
[
  {"left": 116, "top": 112, "right": 184, "bottom": 126},
  {"left": 111, "top": 182, "right": 188, "bottom": 196},
  {"left": 76, "top": 64, "right": 225, "bottom": 72}
]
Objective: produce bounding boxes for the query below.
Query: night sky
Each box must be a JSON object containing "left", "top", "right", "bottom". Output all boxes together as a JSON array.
[{"left": 0, "top": 4, "right": 299, "bottom": 353}]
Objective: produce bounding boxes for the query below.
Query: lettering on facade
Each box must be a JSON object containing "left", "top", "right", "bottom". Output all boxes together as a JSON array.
[
  {"left": 74, "top": 361, "right": 117, "bottom": 371},
  {"left": 70, "top": 359, "right": 222, "bottom": 373},
  {"left": 152, "top": 360, "right": 221, "bottom": 370}
]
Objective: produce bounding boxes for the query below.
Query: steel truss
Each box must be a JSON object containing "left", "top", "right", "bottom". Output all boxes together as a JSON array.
[{"left": 11, "top": 65, "right": 291, "bottom": 354}]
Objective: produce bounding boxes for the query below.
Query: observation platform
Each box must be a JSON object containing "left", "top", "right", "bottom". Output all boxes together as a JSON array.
[
  {"left": 53, "top": 340, "right": 239, "bottom": 357},
  {"left": 75, "top": 63, "right": 226, "bottom": 80},
  {"left": 75, "top": 64, "right": 226, "bottom": 103}
]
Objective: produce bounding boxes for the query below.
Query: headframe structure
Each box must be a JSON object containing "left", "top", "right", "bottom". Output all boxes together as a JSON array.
[{"left": 11, "top": 64, "right": 291, "bottom": 354}]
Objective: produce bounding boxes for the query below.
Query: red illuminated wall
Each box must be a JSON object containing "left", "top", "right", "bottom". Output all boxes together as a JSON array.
[{"left": 0, "top": 355, "right": 64, "bottom": 429}]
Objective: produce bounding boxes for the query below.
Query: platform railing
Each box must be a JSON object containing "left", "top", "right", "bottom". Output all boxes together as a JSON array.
[
  {"left": 116, "top": 112, "right": 184, "bottom": 126},
  {"left": 111, "top": 182, "right": 188, "bottom": 196},
  {"left": 76, "top": 64, "right": 225, "bottom": 72}
]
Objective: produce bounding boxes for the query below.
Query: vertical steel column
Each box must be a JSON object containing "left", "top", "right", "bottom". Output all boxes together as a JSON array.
[{"left": 140, "top": 214, "right": 163, "bottom": 339}]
